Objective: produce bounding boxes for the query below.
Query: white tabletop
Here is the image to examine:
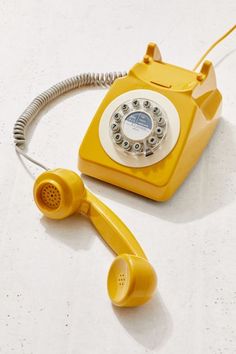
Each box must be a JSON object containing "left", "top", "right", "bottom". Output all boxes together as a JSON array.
[{"left": 0, "top": 1, "right": 236, "bottom": 353}]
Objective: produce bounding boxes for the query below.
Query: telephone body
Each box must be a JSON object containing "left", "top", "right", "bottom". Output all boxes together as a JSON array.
[{"left": 79, "top": 43, "right": 222, "bottom": 201}]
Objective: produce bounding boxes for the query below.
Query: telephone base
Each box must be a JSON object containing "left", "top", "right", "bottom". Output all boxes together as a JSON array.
[
  {"left": 79, "top": 111, "right": 220, "bottom": 201},
  {"left": 79, "top": 43, "right": 222, "bottom": 201}
]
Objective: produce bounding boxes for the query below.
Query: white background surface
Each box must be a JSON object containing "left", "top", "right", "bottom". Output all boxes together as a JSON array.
[{"left": 0, "top": 1, "right": 236, "bottom": 353}]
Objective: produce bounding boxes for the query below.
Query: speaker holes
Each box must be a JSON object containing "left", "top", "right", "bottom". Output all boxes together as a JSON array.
[
  {"left": 40, "top": 183, "right": 61, "bottom": 209},
  {"left": 118, "top": 273, "right": 126, "bottom": 286}
]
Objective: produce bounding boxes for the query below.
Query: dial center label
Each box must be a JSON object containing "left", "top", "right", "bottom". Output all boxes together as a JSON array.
[{"left": 123, "top": 111, "right": 153, "bottom": 140}]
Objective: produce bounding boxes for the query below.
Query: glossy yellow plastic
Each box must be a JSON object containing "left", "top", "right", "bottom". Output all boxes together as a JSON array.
[
  {"left": 34, "top": 169, "right": 85, "bottom": 219},
  {"left": 79, "top": 43, "right": 222, "bottom": 201},
  {"left": 33, "top": 168, "right": 157, "bottom": 306},
  {"left": 108, "top": 254, "right": 157, "bottom": 307}
]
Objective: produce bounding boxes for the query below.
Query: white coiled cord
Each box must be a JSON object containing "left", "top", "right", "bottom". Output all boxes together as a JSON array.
[{"left": 14, "top": 71, "right": 127, "bottom": 170}]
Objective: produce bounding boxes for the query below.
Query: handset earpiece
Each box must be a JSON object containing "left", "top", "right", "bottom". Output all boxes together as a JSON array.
[{"left": 33, "top": 168, "right": 157, "bottom": 307}]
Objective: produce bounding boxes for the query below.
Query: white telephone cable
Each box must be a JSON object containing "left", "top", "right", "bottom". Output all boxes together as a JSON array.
[{"left": 13, "top": 72, "right": 127, "bottom": 170}]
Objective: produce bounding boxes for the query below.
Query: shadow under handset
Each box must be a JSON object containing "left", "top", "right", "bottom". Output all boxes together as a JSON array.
[{"left": 112, "top": 293, "right": 172, "bottom": 350}]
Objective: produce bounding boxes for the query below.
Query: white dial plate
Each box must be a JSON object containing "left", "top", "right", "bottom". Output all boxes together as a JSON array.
[{"left": 99, "top": 89, "right": 180, "bottom": 168}]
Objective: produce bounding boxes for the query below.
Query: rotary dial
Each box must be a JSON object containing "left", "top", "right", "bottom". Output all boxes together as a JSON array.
[{"left": 109, "top": 98, "right": 168, "bottom": 157}]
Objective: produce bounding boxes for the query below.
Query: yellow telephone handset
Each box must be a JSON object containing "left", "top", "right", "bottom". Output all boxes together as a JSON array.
[
  {"left": 34, "top": 168, "right": 157, "bottom": 307},
  {"left": 84, "top": 190, "right": 146, "bottom": 258}
]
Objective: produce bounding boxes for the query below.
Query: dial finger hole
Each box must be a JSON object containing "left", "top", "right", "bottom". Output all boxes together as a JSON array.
[
  {"left": 157, "top": 116, "right": 166, "bottom": 127},
  {"left": 122, "top": 140, "right": 131, "bottom": 150},
  {"left": 114, "top": 133, "right": 122, "bottom": 143},
  {"left": 132, "top": 99, "right": 139, "bottom": 108},
  {"left": 153, "top": 107, "right": 161, "bottom": 115},
  {"left": 147, "top": 136, "right": 157, "bottom": 146},
  {"left": 122, "top": 104, "right": 129, "bottom": 113},
  {"left": 111, "top": 123, "right": 120, "bottom": 133},
  {"left": 143, "top": 100, "right": 151, "bottom": 108},
  {"left": 114, "top": 113, "right": 121, "bottom": 122},
  {"left": 156, "top": 127, "right": 164, "bottom": 137},
  {"left": 133, "top": 142, "right": 142, "bottom": 152}
]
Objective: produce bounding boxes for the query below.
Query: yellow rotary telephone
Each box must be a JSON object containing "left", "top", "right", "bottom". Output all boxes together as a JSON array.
[
  {"left": 79, "top": 43, "right": 222, "bottom": 201},
  {"left": 13, "top": 25, "right": 235, "bottom": 307}
]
